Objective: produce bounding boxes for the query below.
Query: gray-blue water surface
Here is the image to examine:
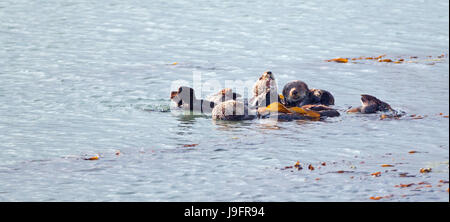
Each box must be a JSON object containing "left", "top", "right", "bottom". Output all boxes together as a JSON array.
[{"left": 0, "top": 0, "right": 448, "bottom": 201}]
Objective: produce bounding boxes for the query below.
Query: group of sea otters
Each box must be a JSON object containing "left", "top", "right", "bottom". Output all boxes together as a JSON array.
[{"left": 170, "top": 71, "right": 397, "bottom": 121}]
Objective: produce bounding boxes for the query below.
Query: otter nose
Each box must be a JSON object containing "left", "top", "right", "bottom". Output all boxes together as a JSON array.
[{"left": 292, "top": 90, "right": 298, "bottom": 96}]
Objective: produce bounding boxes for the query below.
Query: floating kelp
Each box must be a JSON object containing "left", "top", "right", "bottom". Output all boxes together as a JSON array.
[
  {"left": 326, "top": 53, "right": 448, "bottom": 64},
  {"left": 371, "top": 172, "right": 382, "bottom": 177},
  {"left": 325, "top": 58, "right": 349, "bottom": 63},
  {"left": 84, "top": 155, "right": 99, "bottom": 161},
  {"left": 279, "top": 149, "right": 449, "bottom": 201},
  {"left": 259, "top": 102, "right": 322, "bottom": 119},
  {"left": 419, "top": 168, "right": 432, "bottom": 173}
]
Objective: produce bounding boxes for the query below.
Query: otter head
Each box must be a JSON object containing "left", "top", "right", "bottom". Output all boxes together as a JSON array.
[
  {"left": 360, "top": 94, "right": 393, "bottom": 113},
  {"left": 282, "top": 80, "right": 310, "bottom": 105},
  {"left": 360, "top": 94, "right": 379, "bottom": 106},
  {"left": 311, "top": 89, "right": 335, "bottom": 106},
  {"left": 262, "top": 71, "right": 275, "bottom": 88},
  {"left": 170, "top": 86, "right": 196, "bottom": 107},
  {"left": 360, "top": 94, "right": 387, "bottom": 107},
  {"left": 310, "top": 89, "right": 323, "bottom": 103},
  {"left": 260, "top": 71, "right": 275, "bottom": 81},
  {"left": 312, "top": 89, "right": 322, "bottom": 97},
  {"left": 253, "top": 71, "right": 278, "bottom": 98}
]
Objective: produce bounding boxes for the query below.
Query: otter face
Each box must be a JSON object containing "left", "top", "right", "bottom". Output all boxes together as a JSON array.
[
  {"left": 260, "top": 71, "right": 275, "bottom": 81},
  {"left": 282, "top": 80, "right": 310, "bottom": 105},
  {"left": 360, "top": 94, "right": 393, "bottom": 113},
  {"left": 170, "top": 90, "right": 182, "bottom": 107},
  {"left": 170, "top": 86, "right": 196, "bottom": 107},
  {"left": 312, "top": 89, "right": 322, "bottom": 98},
  {"left": 262, "top": 71, "right": 276, "bottom": 88},
  {"left": 360, "top": 94, "right": 380, "bottom": 106},
  {"left": 361, "top": 94, "right": 389, "bottom": 107},
  {"left": 310, "top": 89, "right": 335, "bottom": 106},
  {"left": 253, "top": 71, "right": 278, "bottom": 98},
  {"left": 288, "top": 87, "right": 308, "bottom": 102}
]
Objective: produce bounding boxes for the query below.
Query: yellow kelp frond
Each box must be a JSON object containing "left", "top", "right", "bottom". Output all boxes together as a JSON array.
[{"left": 288, "top": 107, "right": 321, "bottom": 118}]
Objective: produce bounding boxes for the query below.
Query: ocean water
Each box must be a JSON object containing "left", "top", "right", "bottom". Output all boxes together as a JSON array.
[{"left": 0, "top": 0, "right": 448, "bottom": 201}]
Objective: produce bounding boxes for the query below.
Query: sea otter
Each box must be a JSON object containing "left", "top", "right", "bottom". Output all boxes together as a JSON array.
[
  {"left": 309, "top": 88, "right": 335, "bottom": 106},
  {"left": 212, "top": 100, "right": 256, "bottom": 121},
  {"left": 282, "top": 80, "right": 313, "bottom": 107},
  {"left": 171, "top": 86, "right": 254, "bottom": 120},
  {"left": 253, "top": 71, "right": 277, "bottom": 97},
  {"left": 282, "top": 80, "right": 336, "bottom": 107},
  {"left": 249, "top": 71, "right": 282, "bottom": 108},
  {"left": 347, "top": 94, "right": 394, "bottom": 114},
  {"left": 170, "top": 86, "right": 217, "bottom": 113}
]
